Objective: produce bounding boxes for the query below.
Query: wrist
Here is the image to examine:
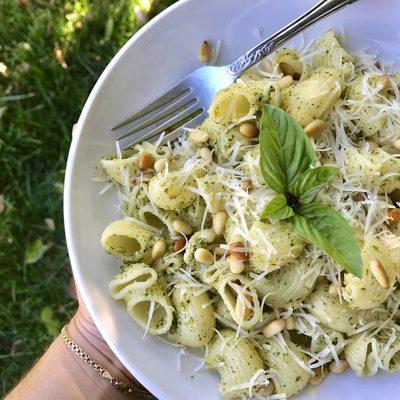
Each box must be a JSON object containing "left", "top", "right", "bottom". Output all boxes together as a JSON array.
[
  {"left": 68, "top": 313, "right": 133, "bottom": 383},
  {"left": 6, "top": 305, "right": 154, "bottom": 400},
  {"left": 64, "top": 309, "right": 151, "bottom": 399}
]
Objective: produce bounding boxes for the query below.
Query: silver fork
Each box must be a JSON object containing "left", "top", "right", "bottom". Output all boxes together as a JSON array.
[{"left": 112, "top": 0, "right": 359, "bottom": 149}]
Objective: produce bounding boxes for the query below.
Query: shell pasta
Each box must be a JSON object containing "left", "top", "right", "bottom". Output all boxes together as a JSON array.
[{"left": 99, "top": 30, "right": 400, "bottom": 399}]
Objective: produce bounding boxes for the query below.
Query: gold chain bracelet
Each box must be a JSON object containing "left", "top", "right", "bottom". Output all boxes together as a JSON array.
[{"left": 61, "top": 325, "right": 155, "bottom": 399}]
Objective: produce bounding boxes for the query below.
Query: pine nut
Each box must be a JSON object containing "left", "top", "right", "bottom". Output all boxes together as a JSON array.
[
  {"left": 310, "top": 366, "right": 329, "bottom": 385},
  {"left": 189, "top": 129, "right": 209, "bottom": 143},
  {"left": 260, "top": 58, "right": 274, "bottom": 73},
  {"left": 369, "top": 259, "right": 390, "bottom": 289},
  {"left": 239, "top": 122, "right": 259, "bottom": 138},
  {"left": 328, "top": 282, "right": 339, "bottom": 297},
  {"left": 173, "top": 236, "right": 186, "bottom": 252},
  {"left": 329, "top": 360, "right": 349, "bottom": 374},
  {"left": 377, "top": 74, "right": 390, "bottom": 91},
  {"left": 285, "top": 315, "right": 296, "bottom": 330},
  {"left": 198, "top": 40, "right": 212, "bottom": 63},
  {"left": 387, "top": 209, "right": 400, "bottom": 225},
  {"left": 228, "top": 242, "right": 247, "bottom": 260},
  {"left": 228, "top": 255, "right": 245, "bottom": 274},
  {"left": 304, "top": 119, "right": 326, "bottom": 137},
  {"left": 151, "top": 239, "right": 166, "bottom": 260},
  {"left": 212, "top": 211, "right": 227, "bottom": 236},
  {"left": 199, "top": 147, "right": 212, "bottom": 160},
  {"left": 154, "top": 158, "right": 169, "bottom": 172},
  {"left": 194, "top": 248, "right": 214, "bottom": 265},
  {"left": 139, "top": 152, "right": 155, "bottom": 171},
  {"left": 243, "top": 179, "right": 253, "bottom": 191},
  {"left": 235, "top": 293, "right": 252, "bottom": 321},
  {"left": 279, "top": 61, "right": 295, "bottom": 77},
  {"left": 277, "top": 75, "right": 293, "bottom": 90},
  {"left": 394, "top": 139, "right": 400, "bottom": 151},
  {"left": 262, "top": 318, "right": 285, "bottom": 338},
  {"left": 172, "top": 219, "right": 193, "bottom": 236}
]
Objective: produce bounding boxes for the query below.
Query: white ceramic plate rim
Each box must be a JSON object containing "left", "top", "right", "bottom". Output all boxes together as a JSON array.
[{"left": 63, "top": 2, "right": 195, "bottom": 398}]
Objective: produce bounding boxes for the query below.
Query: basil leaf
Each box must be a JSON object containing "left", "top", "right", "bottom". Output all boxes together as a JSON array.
[
  {"left": 261, "top": 194, "right": 294, "bottom": 221},
  {"left": 289, "top": 165, "right": 339, "bottom": 204},
  {"left": 259, "top": 106, "right": 286, "bottom": 193},
  {"left": 259, "top": 104, "right": 315, "bottom": 193},
  {"left": 291, "top": 203, "right": 362, "bottom": 277}
]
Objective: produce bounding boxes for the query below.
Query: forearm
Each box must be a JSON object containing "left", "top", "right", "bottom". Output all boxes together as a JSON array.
[
  {"left": 7, "top": 311, "right": 150, "bottom": 400},
  {"left": 6, "top": 334, "right": 107, "bottom": 400}
]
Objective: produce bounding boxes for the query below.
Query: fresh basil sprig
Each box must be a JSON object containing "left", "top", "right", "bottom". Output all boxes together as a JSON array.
[
  {"left": 259, "top": 104, "right": 362, "bottom": 278},
  {"left": 260, "top": 193, "right": 294, "bottom": 220},
  {"left": 289, "top": 165, "right": 339, "bottom": 205},
  {"left": 260, "top": 103, "right": 315, "bottom": 193},
  {"left": 291, "top": 204, "right": 362, "bottom": 276}
]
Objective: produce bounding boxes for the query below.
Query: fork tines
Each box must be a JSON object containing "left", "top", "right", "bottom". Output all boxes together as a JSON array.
[{"left": 111, "top": 78, "right": 206, "bottom": 149}]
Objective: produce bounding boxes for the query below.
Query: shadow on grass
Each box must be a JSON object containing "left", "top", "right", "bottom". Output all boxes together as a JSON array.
[{"left": 0, "top": 0, "right": 175, "bottom": 395}]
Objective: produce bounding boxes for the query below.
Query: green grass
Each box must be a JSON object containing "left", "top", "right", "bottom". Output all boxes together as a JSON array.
[{"left": 0, "top": 0, "right": 175, "bottom": 396}]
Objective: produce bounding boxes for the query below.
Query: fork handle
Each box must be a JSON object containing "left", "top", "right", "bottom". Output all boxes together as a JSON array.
[{"left": 227, "top": 0, "right": 359, "bottom": 76}]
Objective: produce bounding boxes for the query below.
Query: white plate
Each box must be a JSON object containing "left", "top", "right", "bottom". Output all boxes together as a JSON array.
[{"left": 64, "top": 0, "right": 400, "bottom": 399}]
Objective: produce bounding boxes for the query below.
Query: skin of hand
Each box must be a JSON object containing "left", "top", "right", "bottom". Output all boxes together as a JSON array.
[{"left": 6, "top": 280, "right": 152, "bottom": 400}]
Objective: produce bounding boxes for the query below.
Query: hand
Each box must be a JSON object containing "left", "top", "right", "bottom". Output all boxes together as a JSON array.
[
  {"left": 6, "top": 278, "right": 154, "bottom": 400},
  {"left": 67, "top": 280, "right": 153, "bottom": 398}
]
